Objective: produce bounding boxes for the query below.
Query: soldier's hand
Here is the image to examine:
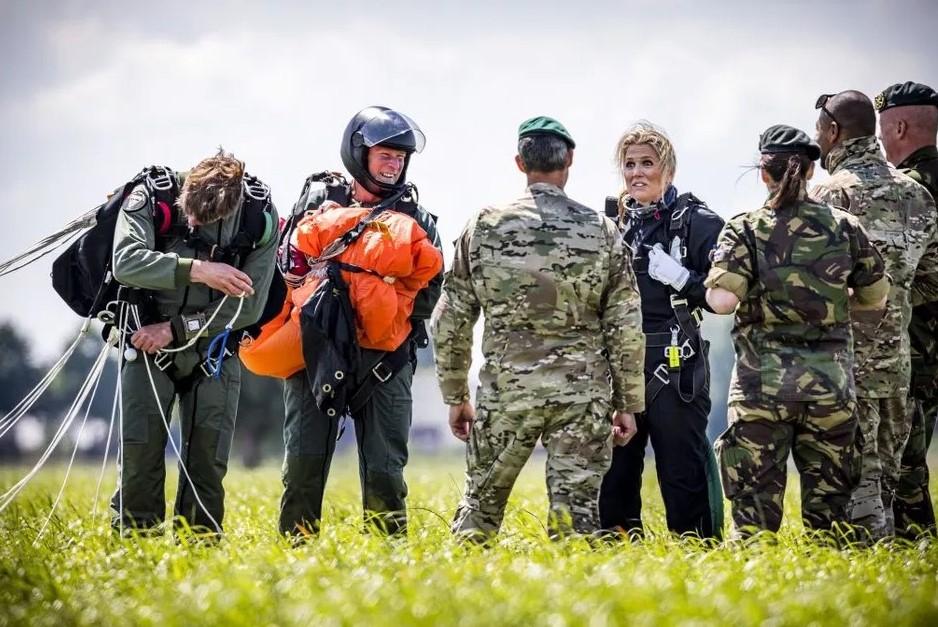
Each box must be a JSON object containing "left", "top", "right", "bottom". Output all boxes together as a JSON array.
[
  {"left": 190, "top": 260, "right": 255, "bottom": 297},
  {"left": 131, "top": 321, "right": 173, "bottom": 354},
  {"left": 612, "top": 411, "right": 637, "bottom": 446},
  {"left": 448, "top": 401, "right": 476, "bottom": 442}
]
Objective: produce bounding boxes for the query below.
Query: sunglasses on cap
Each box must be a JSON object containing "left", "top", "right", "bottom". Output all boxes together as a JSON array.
[{"left": 815, "top": 94, "right": 841, "bottom": 127}]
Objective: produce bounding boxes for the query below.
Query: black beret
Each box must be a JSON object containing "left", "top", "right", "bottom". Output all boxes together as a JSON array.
[
  {"left": 759, "top": 124, "right": 821, "bottom": 161},
  {"left": 518, "top": 116, "right": 576, "bottom": 148},
  {"left": 875, "top": 81, "right": 938, "bottom": 113}
]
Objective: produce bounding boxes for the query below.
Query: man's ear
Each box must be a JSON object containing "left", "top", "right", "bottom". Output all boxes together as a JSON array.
[
  {"left": 515, "top": 154, "right": 527, "bottom": 173},
  {"left": 760, "top": 167, "right": 772, "bottom": 185},
  {"left": 896, "top": 119, "right": 908, "bottom": 140},
  {"left": 806, "top": 162, "right": 816, "bottom": 180},
  {"left": 565, "top": 149, "right": 574, "bottom": 168}
]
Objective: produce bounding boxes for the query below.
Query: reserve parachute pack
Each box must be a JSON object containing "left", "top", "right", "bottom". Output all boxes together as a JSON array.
[{"left": 51, "top": 165, "right": 284, "bottom": 337}]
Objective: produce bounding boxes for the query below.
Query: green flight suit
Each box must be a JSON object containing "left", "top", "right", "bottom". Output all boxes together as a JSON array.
[{"left": 109, "top": 173, "right": 279, "bottom": 533}]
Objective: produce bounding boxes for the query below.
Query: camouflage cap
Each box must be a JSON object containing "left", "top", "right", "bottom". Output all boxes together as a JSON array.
[
  {"left": 875, "top": 81, "right": 938, "bottom": 113},
  {"left": 759, "top": 124, "right": 821, "bottom": 161},
  {"left": 518, "top": 116, "right": 576, "bottom": 148}
]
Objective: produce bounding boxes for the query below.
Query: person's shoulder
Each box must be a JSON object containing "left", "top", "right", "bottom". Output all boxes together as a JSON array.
[
  {"left": 891, "top": 167, "right": 935, "bottom": 203},
  {"left": 680, "top": 193, "right": 725, "bottom": 227}
]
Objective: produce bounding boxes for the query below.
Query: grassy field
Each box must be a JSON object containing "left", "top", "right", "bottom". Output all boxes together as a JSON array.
[{"left": 2, "top": 454, "right": 938, "bottom": 626}]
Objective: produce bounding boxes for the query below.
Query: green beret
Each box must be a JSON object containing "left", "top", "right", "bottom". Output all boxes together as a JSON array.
[
  {"left": 759, "top": 124, "right": 820, "bottom": 161},
  {"left": 875, "top": 81, "right": 938, "bottom": 112},
  {"left": 517, "top": 116, "right": 575, "bottom": 148}
]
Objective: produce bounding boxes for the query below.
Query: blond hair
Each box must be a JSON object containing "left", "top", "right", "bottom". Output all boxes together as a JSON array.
[{"left": 614, "top": 121, "right": 677, "bottom": 213}]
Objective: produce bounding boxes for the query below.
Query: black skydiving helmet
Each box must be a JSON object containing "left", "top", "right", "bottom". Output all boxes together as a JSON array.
[{"left": 340, "top": 106, "right": 426, "bottom": 198}]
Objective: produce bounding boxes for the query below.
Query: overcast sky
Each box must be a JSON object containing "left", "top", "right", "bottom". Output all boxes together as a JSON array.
[{"left": 1, "top": 0, "right": 936, "bottom": 360}]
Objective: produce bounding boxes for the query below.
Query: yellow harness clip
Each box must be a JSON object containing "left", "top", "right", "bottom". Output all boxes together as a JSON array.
[{"left": 666, "top": 327, "right": 681, "bottom": 369}]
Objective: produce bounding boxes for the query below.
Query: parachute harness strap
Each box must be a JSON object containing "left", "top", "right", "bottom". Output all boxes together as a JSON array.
[{"left": 204, "top": 295, "right": 245, "bottom": 379}]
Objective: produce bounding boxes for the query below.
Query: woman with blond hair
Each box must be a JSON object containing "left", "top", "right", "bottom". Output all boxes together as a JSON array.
[{"left": 599, "top": 122, "right": 725, "bottom": 540}]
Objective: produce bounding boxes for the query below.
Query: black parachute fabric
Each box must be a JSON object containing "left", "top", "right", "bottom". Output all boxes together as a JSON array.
[{"left": 299, "top": 262, "right": 360, "bottom": 418}]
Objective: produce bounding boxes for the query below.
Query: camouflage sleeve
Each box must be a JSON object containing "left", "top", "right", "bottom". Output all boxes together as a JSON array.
[
  {"left": 112, "top": 184, "right": 194, "bottom": 290},
  {"left": 846, "top": 215, "right": 889, "bottom": 305},
  {"left": 703, "top": 219, "right": 752, "bottom": 300},
  {"left": 811, "top": 182, "right": 850, "bottom": 211},
  {"left": 169, "top": 204, "right": 281, "bottom": 341},
  {"left": 600, "top": 221, "right": 645, "bottom": 413},
  {"left": 912, "top": 199, "right": 938, "bottom": 306},
  {"left": 430, "top": 219, "right": 481, "bottom": 404},
  {"left": 411, "top": 207, "right": 444, "bottom": 321}
]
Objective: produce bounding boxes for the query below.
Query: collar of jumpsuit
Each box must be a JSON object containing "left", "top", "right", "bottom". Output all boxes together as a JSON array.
[
  {"left": 627, "top": 184, "right": 678, "bottom": 219},
  {"left": 824, "top": 135, "right": 886, "bottom": 174}
]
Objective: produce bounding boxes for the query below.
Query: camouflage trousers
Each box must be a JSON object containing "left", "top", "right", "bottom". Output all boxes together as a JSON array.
[
  {"left": 715, "top": 399, "right": 857, "bottom": 536},
  {"left": 452, "top": 397, "right": 613, "bottom": 540},
  {"left": 893, "top": 393, "right": 937, "bottom": 538},
  {"left": 847, "top": 396, "right": 910, "bottom": 539}
]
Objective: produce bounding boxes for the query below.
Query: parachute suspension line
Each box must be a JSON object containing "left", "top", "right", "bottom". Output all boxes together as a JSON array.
[
  {"left": 0, "top": 334, "right": 109, "bottom": 515},
  {"left": 0, "top": 322, "right": 91, "bottom": 441},
  {"left": 92, "top": 301, "right": 129, "bottom": 522},
  {"left": 158, "top": 295, "right": 232, "bottom": 354},
  {"left": 130, "top": 304, "right": 223, "bottom": 535},
  {"left": 34, "top": 342, "right": 109, "bottom": 545},
  {"left": 0, "top": 209, "right": 97, "bottom": 277}
]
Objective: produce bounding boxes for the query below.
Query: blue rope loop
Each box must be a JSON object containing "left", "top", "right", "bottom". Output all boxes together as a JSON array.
[{"left": 205, "top": 328, "right": 231, "bottom": 379}]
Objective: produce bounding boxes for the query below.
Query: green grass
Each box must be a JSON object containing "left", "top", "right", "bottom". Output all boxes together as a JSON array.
[{"left": 2, "top": 455, "right": 938, "bottom": 626}]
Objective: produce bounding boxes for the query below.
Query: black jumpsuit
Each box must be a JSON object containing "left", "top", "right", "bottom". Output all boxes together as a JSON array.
[{"left": 599, "top": 188, "right": 725, "bottom": 538}]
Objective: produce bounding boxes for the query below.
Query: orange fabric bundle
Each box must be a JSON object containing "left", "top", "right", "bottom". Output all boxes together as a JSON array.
[
  {"left": 239, "top": 205, "right": 442, "bottom": 379},
  {"left": 293, "top": 206, "right": 442, "bottom": 351},
  {"left": 239, "top": 280, "right": 318, "bottom": 379}
]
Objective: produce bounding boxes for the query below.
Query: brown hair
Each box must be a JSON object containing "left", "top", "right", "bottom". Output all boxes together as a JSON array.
[
  {"left": 761, "top": 152, "right": 811, "bottom": 211},
  {"left": 178, "top": 148, "right": 245, "bottom": 224}
]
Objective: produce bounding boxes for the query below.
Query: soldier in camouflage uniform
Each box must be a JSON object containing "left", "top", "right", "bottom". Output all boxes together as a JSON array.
[
  {"left": 431, "top": 117, "right": 645, "bottom": 539},
  {"left": 111, "top": 151, "right": 279, "bottom": 534},
  {"left": 811, "top": 90, "right": 938, "bottom": 539},
  {"left": 706, "top": 125, "right": 889, "bottom": 537},
  {"left": 876, "top": 81, "right": 938, "bottom": 538}
]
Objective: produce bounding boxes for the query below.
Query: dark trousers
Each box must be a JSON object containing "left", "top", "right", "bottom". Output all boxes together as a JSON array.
[
  {"left": 279, "top": 351, "right": 413, "bottom": 536},
  {"left": 599, "top": 372, "right": 722, "bottom": 539},
  {"left": 894, "top": 393, "right": 937, "bottom": 537},
  {"left": 111, "top": 352, "right": 240, "bottom": 533}
]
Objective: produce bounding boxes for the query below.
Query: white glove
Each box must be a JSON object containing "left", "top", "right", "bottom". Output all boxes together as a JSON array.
[{"left": 648, "top": 243, "right": 689, "bottom": 290}]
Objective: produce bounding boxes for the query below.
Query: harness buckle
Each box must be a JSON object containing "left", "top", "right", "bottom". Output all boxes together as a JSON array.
[
  {"left": 372, "top": 361, "right": 394, "bottom": 383},
  {"left": 680, "top": 338, "right": 696, "bottom": 359},
  {"left": 669, "top": 295, "right": 689, "bottom": 308},
  {"left": 146, "top": 166, "right": 174, "bottom": 192},
  {"left": 242, "top": 177, "right": 270, "bottom": 201},
  {"left": 153, "top": 351, "right": 173, "bottom": 372},
  {"left": 200, "top": 358, "right": 218, "bottom": 378},
  {"left": 653, "top": 363, "right": 670, "bottom": 384}
]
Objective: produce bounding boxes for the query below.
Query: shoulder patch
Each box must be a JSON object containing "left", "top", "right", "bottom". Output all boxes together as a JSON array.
[
  {"left": 710, "top": 243, "right": 732, "bottom": 263},
  {"left": 123, "top": 189, "right": 148, "bottom": 213}
]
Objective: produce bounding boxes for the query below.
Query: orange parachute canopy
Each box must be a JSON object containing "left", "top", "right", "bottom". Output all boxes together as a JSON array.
[{"left": 239, "top": 205, "right": 442, "bottom": 379}]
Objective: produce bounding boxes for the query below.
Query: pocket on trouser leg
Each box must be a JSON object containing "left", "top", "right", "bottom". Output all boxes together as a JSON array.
[{"left": 714, "top": 424, "right": 745, "bottom": 501}]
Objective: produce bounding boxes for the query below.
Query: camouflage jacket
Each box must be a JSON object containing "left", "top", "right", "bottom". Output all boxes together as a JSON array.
[
  {"left": 430, "top": 183, "right": 645, "bottom": 413},
  {"left": 705, "top": 195, "right": 888, "bottom": 403},
  {"left": 898, "top": 145, "right": 938, "bottom": 389},
  {"left": 812, "top": 135, "right": 938, "bottom": 398},
  {"left": 112, "top": 173, "right": 279, "bottom": 346}
]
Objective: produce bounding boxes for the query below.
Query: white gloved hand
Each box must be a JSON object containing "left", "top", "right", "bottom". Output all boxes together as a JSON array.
[{"left": 648, "top": 243, "right": 690, "bottom": 290}]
